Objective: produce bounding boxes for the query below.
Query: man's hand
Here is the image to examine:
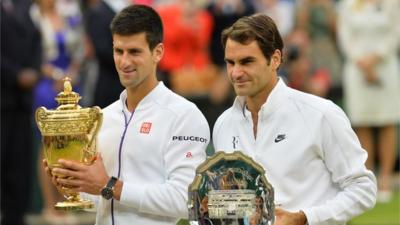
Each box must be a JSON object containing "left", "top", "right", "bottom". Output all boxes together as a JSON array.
[
  {"left": 52, "top": 154, "right": 110, "bottom": 195},
  {"left": 274, "top": 208, "right": 307, "bottom": 225}
]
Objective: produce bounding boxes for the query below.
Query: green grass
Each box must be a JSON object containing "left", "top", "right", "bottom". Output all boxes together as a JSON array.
[
  {"left": 349, "top": 191, "right": 400, "bottom": 225},
  {"left": 178, "top": 191, "right": 400, "bottom": 225},
  {"left": 177, "top": 219, "right": 189, "bottom": 225}
]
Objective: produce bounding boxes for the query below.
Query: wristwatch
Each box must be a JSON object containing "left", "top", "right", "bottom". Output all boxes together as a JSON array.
[{"left": 101, "top": 176, "right": 118, "bottom": 200}]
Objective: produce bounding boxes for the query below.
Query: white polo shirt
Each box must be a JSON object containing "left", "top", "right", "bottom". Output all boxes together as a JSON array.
[
  {"left": 87, "top": 82, "right": 209, "bottom": 225},
  {"left": 213, "top": 79, "right": 376, "bottom": 225}
]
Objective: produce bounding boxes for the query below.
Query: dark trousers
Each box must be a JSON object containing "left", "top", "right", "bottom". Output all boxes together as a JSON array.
[{"left": 1, "top": 111, "right": 33, "bottom": 225}]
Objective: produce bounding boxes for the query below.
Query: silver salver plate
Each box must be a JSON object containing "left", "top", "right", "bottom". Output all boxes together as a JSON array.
[{"left": 188, "top": 151, "right": 275, "bottom": 225}]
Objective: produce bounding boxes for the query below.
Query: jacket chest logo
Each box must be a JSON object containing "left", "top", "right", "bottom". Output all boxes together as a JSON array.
[
  {"left": 140, "top": 122, "right": 152, "bottom": 134},
  {"left": 274, "top": 134, "right": 286, "bottom": 143}
]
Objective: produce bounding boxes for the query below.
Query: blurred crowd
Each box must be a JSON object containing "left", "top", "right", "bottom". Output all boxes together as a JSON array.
[{"left": 1, "top": 0, "right": 399, "bottom": 224}]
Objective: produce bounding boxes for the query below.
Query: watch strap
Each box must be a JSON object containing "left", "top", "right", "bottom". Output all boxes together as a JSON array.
[{"left": 106, "top": 176, "right": 118, "bottom": 189}]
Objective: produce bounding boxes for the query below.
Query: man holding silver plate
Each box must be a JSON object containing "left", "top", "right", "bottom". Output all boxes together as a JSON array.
[{"left": 212, "top": 14, "right": 377, "bottom": 225}]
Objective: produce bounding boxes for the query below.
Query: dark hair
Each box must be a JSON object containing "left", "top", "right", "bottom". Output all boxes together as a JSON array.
[
  {"left": 221, "top": 13, "right": 284, "bottom": 63},
  {"left": 110, "top": 5, "right": 163, "bottom": 50}
]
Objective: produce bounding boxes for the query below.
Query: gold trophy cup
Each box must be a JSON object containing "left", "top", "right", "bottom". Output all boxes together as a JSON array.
[{"left": 35, "top": 77, "right": 103, "bottom": 210}]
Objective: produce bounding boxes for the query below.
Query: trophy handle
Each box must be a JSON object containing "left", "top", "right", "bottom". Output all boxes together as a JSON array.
[{"left": 85, "top": 107, "right": 103, "bottom": 162}]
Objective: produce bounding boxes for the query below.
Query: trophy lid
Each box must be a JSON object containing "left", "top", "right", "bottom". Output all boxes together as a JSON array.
[{"left": 55, "top": 77, "right": 81, "bottom": 108}]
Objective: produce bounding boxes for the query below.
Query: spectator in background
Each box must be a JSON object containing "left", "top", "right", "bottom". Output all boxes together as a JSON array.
[
  {"left": 30, "top": 0, "right": 85, "bottom": 108},
  {"left": 85, "top": 0, "right": 128, "bottom": 108},
  {"left": 157, "top": 0, "right": 221, "bottom": 135},
  {"left": 338, "top": 0, "right": 400, "bottom": 203},
  {"left": 157, "top": 0, "right": 214, "bottom": 91},
  {"left": 29, "top": 0, "right": 85, "bottom": 222},
  {"left": 296, "top": 0, "right": 342, "bottom": 102},
  {"left": 253, "top": 0, "right": 295, "bottom": 38},
  {"left": 57, "top": 0, "right": 82, "bottom": 20},
  {"left": 284, "top": 28, "right": 331, "bottom": 97},
  {"left": 1, "top": 0, "right": 41, "bottom": 224},
  {"left": 207, "top": 0, "right": 254, "bottom": 68}
]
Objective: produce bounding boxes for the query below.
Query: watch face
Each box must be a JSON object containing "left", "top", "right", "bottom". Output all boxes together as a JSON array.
[{"left": 101, "top": 187, "right": 113, "bottom": 200}]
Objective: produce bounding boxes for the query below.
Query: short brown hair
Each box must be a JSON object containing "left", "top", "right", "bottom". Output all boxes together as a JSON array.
[{"left": 221, "top": 14, "right": 283, "bottom": 63}]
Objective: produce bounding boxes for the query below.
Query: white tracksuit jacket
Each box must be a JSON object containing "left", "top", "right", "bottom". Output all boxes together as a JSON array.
[
  {"left": 86, "top": 82, "right": 210, "bottom": 225},
  {"left": 213, "top": 79, "right": 376, "bottom": 225}
]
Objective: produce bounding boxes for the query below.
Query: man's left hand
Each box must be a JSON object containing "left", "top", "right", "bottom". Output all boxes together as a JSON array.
[{"left": 52, "top": 154, "right": 109, "bottom": 195}]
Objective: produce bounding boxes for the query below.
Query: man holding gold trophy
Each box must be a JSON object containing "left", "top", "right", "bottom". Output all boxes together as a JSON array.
[
  {"left": 41, "top": 5, "right": 209, "bottom": 225},
  {"left": 212, "top": 14, "right": 377, "bottom": 225}
]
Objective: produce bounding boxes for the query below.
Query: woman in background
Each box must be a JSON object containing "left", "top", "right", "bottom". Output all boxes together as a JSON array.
[{"left": 338, "top": 0, "right": 400, "bottom": 203}]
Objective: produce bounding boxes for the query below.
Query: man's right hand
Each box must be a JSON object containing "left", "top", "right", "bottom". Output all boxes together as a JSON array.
[{"left": 274, "top": 208, "right": 308, "bottom": 225}]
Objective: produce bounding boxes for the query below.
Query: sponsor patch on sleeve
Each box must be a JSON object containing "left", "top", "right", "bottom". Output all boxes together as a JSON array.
[
  {"left": 185, "top": 151, "right": 193, "bottom": 158},
  {"left": 172, "top": 136, "right": 207, "bottom": 143}
]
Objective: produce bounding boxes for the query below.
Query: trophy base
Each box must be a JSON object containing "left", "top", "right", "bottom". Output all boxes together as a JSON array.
[{"left": 55, "top": 199, "right": 94, "bottom": 211}]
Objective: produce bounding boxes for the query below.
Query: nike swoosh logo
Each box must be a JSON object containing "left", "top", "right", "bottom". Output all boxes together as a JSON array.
[{"left": 274, "top": 134, "right": 286, "bottom": 143}]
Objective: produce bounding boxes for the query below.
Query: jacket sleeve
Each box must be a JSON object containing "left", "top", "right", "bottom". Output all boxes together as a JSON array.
[
  {"left": 302, "top": 103, "right": 377, "bottom": 225},
  {"left": 118, "top": 107, "right": 209, "bottom": 218}
]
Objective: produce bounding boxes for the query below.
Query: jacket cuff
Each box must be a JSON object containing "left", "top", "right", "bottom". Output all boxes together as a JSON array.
[
  {"left": 119, "top": 182, "right": 146, "bottom": 209},
  {"left": 301, "top": 208, "right": 317, "bottom": 225}
]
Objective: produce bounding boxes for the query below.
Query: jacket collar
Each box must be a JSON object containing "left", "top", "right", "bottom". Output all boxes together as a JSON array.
[
  {"left": 232, "top": 77, "right": 289, "bottom": 120},
  {"left": 119, "top": 82, "right": 167, "bottom": 114}
]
